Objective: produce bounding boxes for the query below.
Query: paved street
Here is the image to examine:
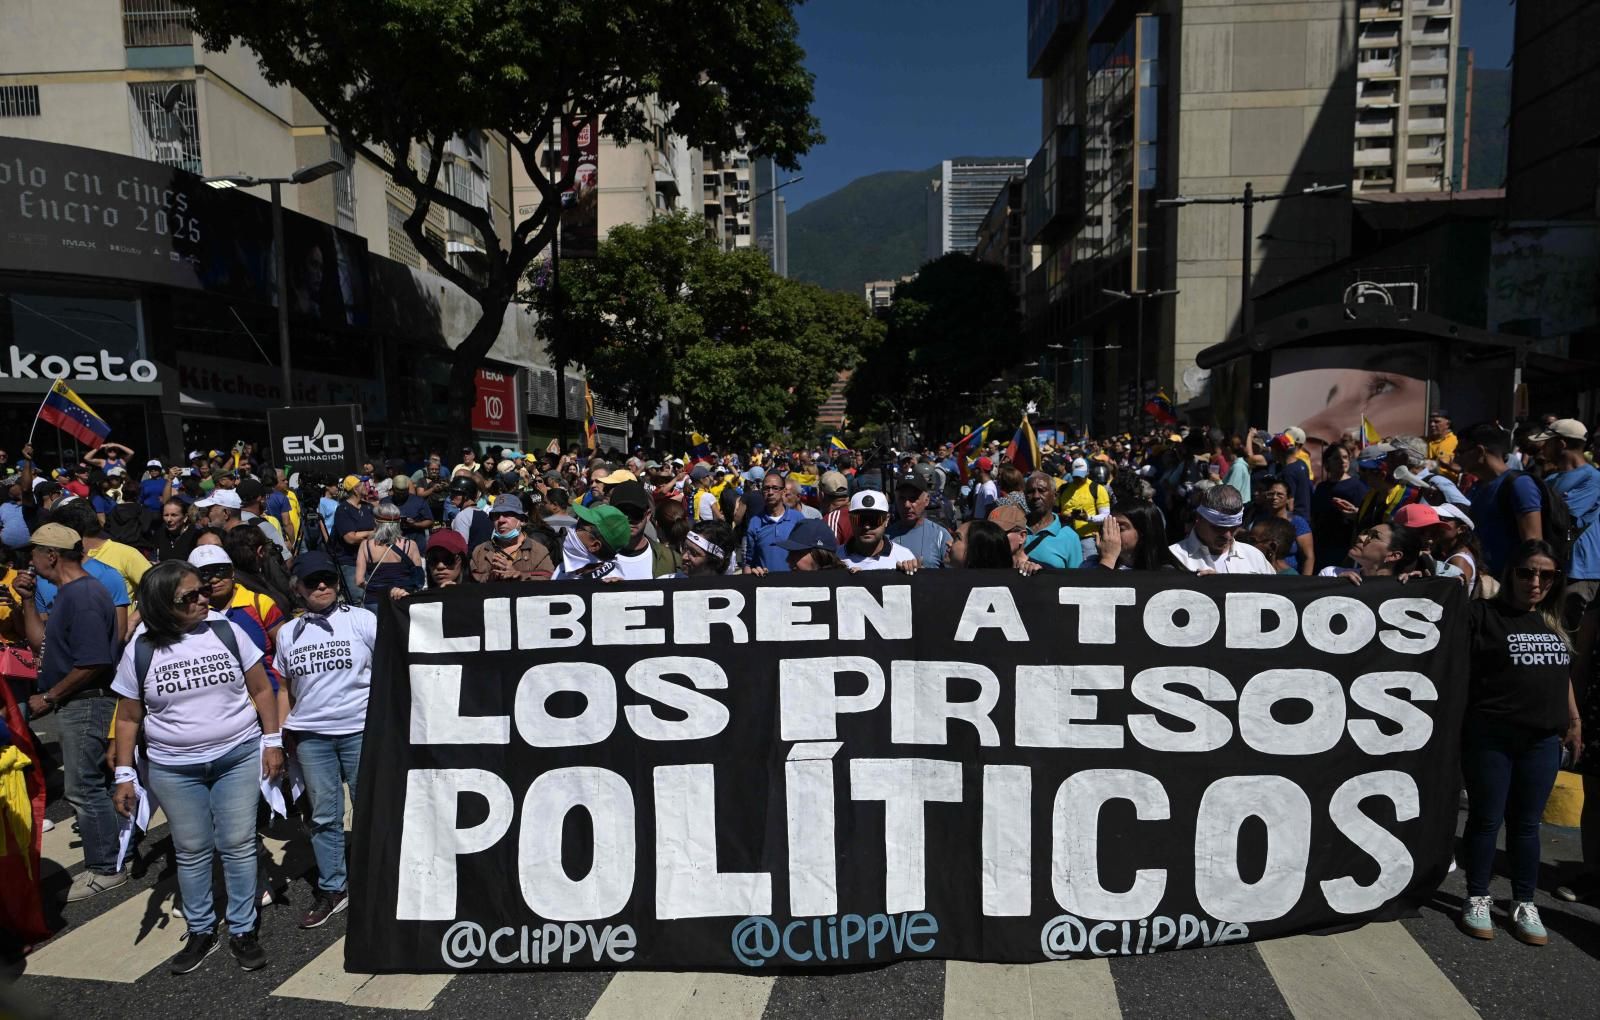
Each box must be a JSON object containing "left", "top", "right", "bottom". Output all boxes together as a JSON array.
[{"left": 7, "top": 716, "right": 1600, "bottom": 1020}]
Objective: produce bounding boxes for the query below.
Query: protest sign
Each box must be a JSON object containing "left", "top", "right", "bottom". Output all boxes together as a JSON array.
[{"left": 347, "top": 573, "right": 1467, "bottom": 973}]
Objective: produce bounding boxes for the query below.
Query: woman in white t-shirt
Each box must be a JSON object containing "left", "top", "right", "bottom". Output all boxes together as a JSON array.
[
  {"left": 111, "top": 560, "right": 284, "bottom": 976},
  {"left": 274, "top": 551, "right": 378, "bottom": 930}
]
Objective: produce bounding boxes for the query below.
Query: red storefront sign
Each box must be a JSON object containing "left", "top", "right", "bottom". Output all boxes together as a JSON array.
[{"left": 471, "top": 367, "right": 519, "bottom": 434}]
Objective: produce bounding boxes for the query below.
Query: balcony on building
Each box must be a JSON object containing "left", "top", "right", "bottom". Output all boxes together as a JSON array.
[
  {"left": 1358, "top": 53, "right": 1400, "bottom": 79},
  {"left": 1356, "top": 111, "right": 1397, "bottom": 137},
  {"left": 1358, "top": 26, "right": 1400, "bottom": 48},
  {"left": 1413, "top": 19, "right": 1452, "bottom": 45},
  {"left": 1409, "top": 85, "right": 1448, "bottom": 103},
  {"left": 1406, "top": 143, "right": 1446, "bottom": 165},
  {"left": 122, "top": 0, "right": 194, "bottom": 67},
  {"left": 1411, "top": 48, "right": 1451, "bottom": 74},
  {"left": 1407, "top": 116, "right": 1446, "bottom": 135},
  {"left": 1027, "top": 0, "right": 1084, "bottom": 77},
  {"left": 1358, "top": 0, "right": 1403, "bottom": 21},
  {"left": 1355, "top": 146, "right": 1395, "bottom": 167},
  {"left": 1416, "top": 0, "right": 1452, "bottom": 15}
]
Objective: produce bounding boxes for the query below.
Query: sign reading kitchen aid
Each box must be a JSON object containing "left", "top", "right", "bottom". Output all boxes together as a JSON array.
[
  {"left": 268, "top": 404, "right": 364, "bottom": 475},
  {"left": 348, "top": 573, "right": 1468, "bottom": 973}
]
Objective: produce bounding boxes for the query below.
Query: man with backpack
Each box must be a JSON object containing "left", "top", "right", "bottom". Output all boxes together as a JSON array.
[
  {"left": 1531, "top": 418, "right": 1600, "bottom": 626},
  {"left": 1055, "top": 457, "right": 1111, "bottom": 562},
  {"left": 1459, "top": 422, "right": 1554, "bottom": 577}
]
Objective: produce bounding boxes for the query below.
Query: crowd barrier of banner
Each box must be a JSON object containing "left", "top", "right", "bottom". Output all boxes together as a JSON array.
[{"left": 347, "top": 573, "right": 1467, "bottom": 973}]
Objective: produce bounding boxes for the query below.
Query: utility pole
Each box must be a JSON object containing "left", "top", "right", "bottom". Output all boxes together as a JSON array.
[
  {"left": 1155, "top": 182, "right": 1345, "bottom": 423},
  {"left": 1101, "top": 288, "right": 1179, "bottom": 431}
]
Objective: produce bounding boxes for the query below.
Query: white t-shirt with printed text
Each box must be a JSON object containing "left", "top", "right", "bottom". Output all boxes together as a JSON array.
[
  {"left": 112, "top": 611, "right": 265, "bottom": 766},
  {"left": 274, "top": 606, "right": 378, "bottom": 735}
]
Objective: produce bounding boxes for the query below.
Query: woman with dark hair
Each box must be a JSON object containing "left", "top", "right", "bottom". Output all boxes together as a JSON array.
[
  {"left": 951, "top": 519, "right": 1013, "bottom": 569},
  {"left": 110, "top": 560, "right": 284, "bottom": 975},
  {"left": 155, "top": 498, "right": 199, "bottom": 563},
  {"left": 678, "top": 520, "right": 737, "bottom": 577},
  {"left": 1458, "top": 539, "right": 1581, "bottom": 945},
  {"left": 655, "top": 497, "right": 690, "bottom": 558},
  {"left": 223, "top": 524, "right": 298, "bottom": 614},
  {"left": 191, "top": 525, "right": 227, "bottom": 550},
  {"left": 1086, "top": 500, "right": 1173, "bottom": 571},
  {"left": 1317, "top": 522, "right": 1422, "bottom": 583},
  {"left": 391, "top": 528, "right": 473, "bottom": 597}
]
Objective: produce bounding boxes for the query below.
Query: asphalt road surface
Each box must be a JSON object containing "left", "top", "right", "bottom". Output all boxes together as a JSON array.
[{"left": 9, "top": 718, "right": 1600, "bottom": 1020}]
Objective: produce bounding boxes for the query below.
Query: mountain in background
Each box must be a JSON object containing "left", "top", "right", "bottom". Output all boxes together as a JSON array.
[
  {"left": 786, "top": 166, "right": 937, "bottom": 296},
  {"left": 1467, "top": 68, "right": 1510, "bottom": 189}
]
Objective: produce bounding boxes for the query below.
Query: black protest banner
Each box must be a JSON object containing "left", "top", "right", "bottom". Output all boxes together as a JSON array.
[{"left": 347, "top": 573, "right": 1467, "bottom": 974}]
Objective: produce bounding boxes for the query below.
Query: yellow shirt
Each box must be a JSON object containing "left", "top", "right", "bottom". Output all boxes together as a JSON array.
[
  {"left": 0, "top": 568, "right": 25, "bottom": 647},
  {"left": 286, "top": 489, "right": 302, "bottom": 546},
  {"left": 1428, "top": 433, "right": 1459, "bottom": 479},
  {"left": 1056, "top": 478, "right": 1111, "bottom": 538},
  {"left": 87, "top": 539, "right": 149, "bottom": 608}
]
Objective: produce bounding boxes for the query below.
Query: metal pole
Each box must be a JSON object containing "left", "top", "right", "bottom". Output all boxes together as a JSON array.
[
  {"left": 553, "top": 219, "right": 568, "bottom": 453},
  {"left": 1134, "top": 294, "right": 1145, "bottom": 433},
  {"left": 1240, "top": 181, "right": 1254, "bottom": 341},
  {"left": 271, "top": 180, "right": 293, "bottom": 406}
]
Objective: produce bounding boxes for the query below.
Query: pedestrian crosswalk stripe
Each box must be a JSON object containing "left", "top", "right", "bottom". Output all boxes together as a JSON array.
[
  {"left": 24, "top": 879, "right": 185, "bottom": 982},
  {"left": 1255, "top": 921, "right": 1480, "bottom": 1020},
  {"left": 586, "top": 971, "right": 776, "bottom": 1020},
  {"left": 271, "top": 937, "right": 452, "bottom": 1010},
  {"left": 943, "top": 959, "right": 1121, "bottom": 1019}
]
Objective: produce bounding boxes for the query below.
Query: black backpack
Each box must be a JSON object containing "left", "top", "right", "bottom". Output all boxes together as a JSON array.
[{"left": 1497, "top": 470, "right": 1579, "bottom": 567}]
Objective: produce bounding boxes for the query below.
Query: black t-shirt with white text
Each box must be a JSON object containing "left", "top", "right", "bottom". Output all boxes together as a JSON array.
[{"left": 1467, "top": 599, "right": 1570, "bottom": 733}]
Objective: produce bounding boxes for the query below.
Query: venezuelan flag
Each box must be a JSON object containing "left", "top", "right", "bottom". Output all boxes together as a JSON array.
[
  {"left": 828, "top": 436, "right": 849, "bottom": 452},
  {"left": 1006, "top": 415, "right": 1040, "bottom": 475},
  {"left": 688, "top": 432, "right": 713, "bottom": 463},
  {"left": 39, "top": 379, "right": 111, "bottom": 448},
  {"left": 1143, "top": 389, "right": 1178, "bottom": 426},
  {"left": 950, "top": 419, "right": 993, "bottom": 484},
  {"left": 1361, "top": 415, "right": 1380, "bottom": 448},
  {"left": 583, "top": 382, "right": 598, "bottom": 452}
]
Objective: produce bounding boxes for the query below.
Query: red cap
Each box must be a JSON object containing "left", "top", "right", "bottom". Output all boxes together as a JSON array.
[
  {"left": 1392, "top": 503, "right": 1441, "bottom": 529},
  {"left": 1270, "top": 434, "right": 1295, "bottom": 452},
  {"left": 975, "top": 456, "right": 994, "bottom": 472},
  {"left": 426, "top": 530, "right": 469, "bottom": 558}
]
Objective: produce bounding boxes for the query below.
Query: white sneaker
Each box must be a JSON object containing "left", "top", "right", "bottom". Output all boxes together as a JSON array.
[{"left": 41, "top": 817, "right": 54, "bottom": 833}]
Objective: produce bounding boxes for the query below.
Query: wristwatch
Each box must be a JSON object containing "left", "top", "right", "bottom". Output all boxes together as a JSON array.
[{"left": 40, "top": 691, "right": 57, "bottom": 710}]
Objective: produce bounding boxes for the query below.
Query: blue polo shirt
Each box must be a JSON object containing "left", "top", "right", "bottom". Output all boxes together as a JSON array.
[
  {"left": 886, "top": 517, "right": 952, "bottom": 569},
  {"left": 1022, "top": 516, "right": 1085, "bottom": 570},
  {"left": 744, "top": 508, "right": 806, "bottom": 572}
]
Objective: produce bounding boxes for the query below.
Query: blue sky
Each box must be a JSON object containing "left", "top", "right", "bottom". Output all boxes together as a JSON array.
[{"left": 786, "top": 0, "right": 1517, "bottom": 211}]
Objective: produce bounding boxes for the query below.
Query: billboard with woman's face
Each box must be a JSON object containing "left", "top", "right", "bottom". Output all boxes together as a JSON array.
[{"left": 1269, "top": 344, "right": 1431, "bottom": 473}]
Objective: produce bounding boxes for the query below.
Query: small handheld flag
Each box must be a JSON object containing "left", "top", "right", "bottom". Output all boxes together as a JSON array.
[
  {"left": 950, "top": 419, "right": 993, "bottom": 484},
  {"left": 828, "top": 436, "right": 849, "bottom": 452},
  {"left": 1006, "top": 414, "right": 1041, "bottom": 476},
  {"left": 689, "top": 433, "right": 713, "bottom": 463},
  {"left": 1143, "top": 389, "right": 1178, "bottom": 426},
  {"left": 36, "top": 379, "right": 111, "bottom": 449},
  {"left": 1361, "top": 416, "right": 1380, "bottom": 448},
  {"left": 583, "top": 383, "right": 598, "bottom": 452}
]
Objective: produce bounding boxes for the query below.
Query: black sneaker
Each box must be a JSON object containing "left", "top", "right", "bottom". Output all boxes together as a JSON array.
[
  {"left": 169, "top": 931, "right": 218, "bottom": 975},
  {"left": 298, "top": 890, "right": 349, "bottom": 929},
  {"left": 229, "top": 930, "right": 267, "bottom": 971}
]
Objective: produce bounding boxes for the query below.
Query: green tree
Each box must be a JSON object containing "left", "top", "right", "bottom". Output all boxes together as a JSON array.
[
  {"left": 534, "top": 212, "right": 879, "bottom": 447},
  {"left": 977, "top": 378, "right": 1055, "bottom": 435},
  {"left": 186, "top": 0, "right": 820, "bottom": 450},
  {"left": 846, "top": 253, "right": 1020, "bottom": 442}
]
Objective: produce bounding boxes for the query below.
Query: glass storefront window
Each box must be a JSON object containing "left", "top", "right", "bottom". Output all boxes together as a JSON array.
[{"left": 1, "top": 291, "right": 146, "bottom": 365}]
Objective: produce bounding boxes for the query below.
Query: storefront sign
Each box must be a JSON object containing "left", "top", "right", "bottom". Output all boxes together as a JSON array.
[
  {"left": 0, "top": 346, "right": 158, "bottom": 384},
  {"left": 471, "top": 367, "right": 520, "bottom": 435},
  {"left": 268, "top": 404, "right": 364, "bottom": 474},
  {"left": 348, "top": 574, "right": 1467, "bottom": 973},
  {"left": 178, "top": 352, "right": 387, "bottom": 420}
]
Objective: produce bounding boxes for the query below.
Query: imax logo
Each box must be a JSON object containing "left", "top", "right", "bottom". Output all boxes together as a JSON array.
[{"left": 283, "top": 417, "right": 346, "bottom": 456}]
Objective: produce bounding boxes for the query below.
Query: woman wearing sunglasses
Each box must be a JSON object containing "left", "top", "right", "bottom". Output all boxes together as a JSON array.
[
  {"left": 110, "top": 560, "right": 285, "bottom": 975},
  {"left": 1459, "top": 539, "right": 1583, "bottom": 946},
  {"left": 272, "top": 550, "right": 378, "bottom": 931}
]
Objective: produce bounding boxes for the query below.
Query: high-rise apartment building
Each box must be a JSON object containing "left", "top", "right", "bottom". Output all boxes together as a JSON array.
[
  {"left": 751, "top": 155, "right": 790, "bottom": 277},
  {"left": 1353, "top": 0, "right": 1459, "bottom": 194},
  {"left": 927, "top": 158, "right": 1029, "bottom": 259},
  {"left": 702, "top": 147, "right": 755, "bottom": 250},
  {"left": 1025, "top": 0, "right": 1354, "bottom": 430}
]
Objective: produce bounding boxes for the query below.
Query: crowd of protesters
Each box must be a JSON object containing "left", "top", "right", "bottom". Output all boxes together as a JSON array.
[{"left": 3, "top": 407, "right": 1600, "bottom": 965}]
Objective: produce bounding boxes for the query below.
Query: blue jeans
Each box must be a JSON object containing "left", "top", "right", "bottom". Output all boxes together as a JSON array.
[
  {"left": 146, "top": 737, "right": 261, "bottom": 936},
  {"left": 54, "top": 695, "right": 121, "bottom": 874},
  {"left": 1461, "top": 716, "right": 1561, "bottom": 901},
  {"left": 295, "top": 731, "right": 362, "bottom": 894}
]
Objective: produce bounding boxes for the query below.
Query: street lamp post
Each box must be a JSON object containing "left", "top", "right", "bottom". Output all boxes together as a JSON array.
[
  {"left": 1046, "top": 342, "right": 1065, "bottom": 430},
  {"left": 206, "top": 159, "right": 346, "bottom": 408},
  {"left": 1101, "top": 287, "right": 1179, "bottom": 431},
  {"left": 1155, "top": 182, "right": 1345, "bottom": 423}
]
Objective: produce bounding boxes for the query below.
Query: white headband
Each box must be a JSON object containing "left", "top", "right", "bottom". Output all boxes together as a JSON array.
[
  {"left": 685, "top": 531, "right": 727, "bottom": 561},
  {"left": 1196, "top": 505, "right": 1244, "bottom": 529}
]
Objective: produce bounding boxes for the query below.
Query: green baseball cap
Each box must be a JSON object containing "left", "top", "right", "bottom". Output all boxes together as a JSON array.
[{"left": 572, "top": 503, "right": 631, "bottom": 553}]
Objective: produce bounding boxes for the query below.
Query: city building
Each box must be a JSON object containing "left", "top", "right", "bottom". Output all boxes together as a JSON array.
[
  {"left": 703, "top": 147, "right": 755, "bottom": 250},
  {"left": 864, "top": 280, "right": 897, "bottom": 311},
  {"left": 973, "top": 177, "right": 1028, "bottom": 317},
  {"left": 1352, "top": 0, "right": 1460, "bottom": 195},
  {"left": 0, "top": 0, "right": 577, "bottom": 456},
  {"left": 750, "top": 156, "right": 790, "bottom": 277},
  {"left": 1024, "top": 0, "right": 1355, "bottom": 431},
  {"left": 926, "top": 157, "right": 1029, "bottom": 259}
]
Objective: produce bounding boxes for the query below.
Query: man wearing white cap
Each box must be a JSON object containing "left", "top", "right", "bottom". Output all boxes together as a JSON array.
[
  {"left": 1055, "top": 456, "right": 1111, "bottom": 561},
  {"left": 140, "top": 458, "right": 172, "bottom": 512},
  {"left": 195, "top": 487, "right": 244, "bottom": 530},
  {"left": 1534, "top": 418, "right": 1600, "bottom": 624},
  {"left": 838, "top": 491, "right": 919, "bottom": 572}
]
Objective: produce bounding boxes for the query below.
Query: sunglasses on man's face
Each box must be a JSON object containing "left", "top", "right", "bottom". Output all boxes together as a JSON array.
[
  {"left": 172, "top": 588, "right": 206, "bottom": 608},
  {"left": 196, "top": 566, "right": 234, "bottom": 583},
  {"left": 855, "top": 512, "right": 888, "bottom": 528}
]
